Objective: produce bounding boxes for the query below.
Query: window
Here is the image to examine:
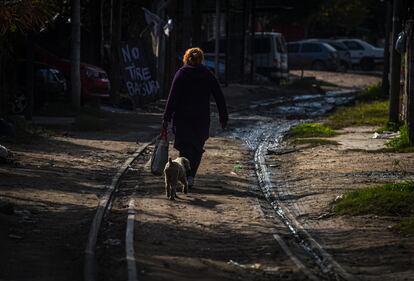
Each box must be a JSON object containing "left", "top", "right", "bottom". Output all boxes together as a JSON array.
[
  {"left": 327, "top": 42, "right": 346, "bottom": 51},
  {"left": 254, "top": 38, "right": 270, "bottom": 54},
  {"left": 343, "top": 41, "right": 364, "bottom": 50},
  {"left": 276, "top": 36, "right": 287, "bottom": 53},
  {"left": 287, "top": 43, "right": 299, "bottom": 53},
  {"left": 301, "top": 43, "right": 322, "bottom": 53}
]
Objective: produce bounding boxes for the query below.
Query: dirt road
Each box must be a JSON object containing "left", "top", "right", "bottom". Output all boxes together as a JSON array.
[{"left": 1, "top": 71, "right": 411, "bottom": 281}]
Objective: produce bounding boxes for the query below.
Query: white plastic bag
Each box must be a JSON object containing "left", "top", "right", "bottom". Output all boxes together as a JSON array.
[{"left": 150, "top": 129, "right": 169, "bottom": 175}]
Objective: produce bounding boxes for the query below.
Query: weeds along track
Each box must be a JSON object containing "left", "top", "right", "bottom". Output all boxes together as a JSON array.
[
  {"left": 254, "top": 128, "right": 357, "bottom": 281},
  {"left": 84, "top": 141, "right": 154, "bottom": 281}
]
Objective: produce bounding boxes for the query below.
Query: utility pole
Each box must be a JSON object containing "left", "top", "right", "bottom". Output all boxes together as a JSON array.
[
  {"left": 241, "top": 0, "right": 247, "bottom": 82},
  {"left": 225, "top": 0, "right": 230, "bottom": 86},
  {"left": 407, "top": 15, "right": 414, "bottom": 145},
  {"left": 382, "top": 0, "right": 392, "bottom": 97},
  {"left": 192, "top": 1, "right": 202, "bottom": 47},
  {"left": 389, "top": 0, "right": 403, "bottom": 124},
  {"left": 71, "top": 0, "right": 81, "bottom": 111},
  {"left": 250, "top": 0, "right": 256, "bottom": 83},
  {"left": 110, "top": 0, "right": 123, "bottom": 106},
  {"left": 166, "top": 0, "right": 178, "bottom": 98},
  {"left": 24, "top": 34, "right": 34, "bottom": 120},
  {"left": 157, "top": 0, "right": 167, "bottom": 99},
  {"left": 214, "top": 0, "right": 221, "bottom": 79},
  {"left": 183, "top": 0, "right": 192, "bottom": 48}
]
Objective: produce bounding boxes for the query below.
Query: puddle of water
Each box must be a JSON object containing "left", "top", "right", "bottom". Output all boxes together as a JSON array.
[{"left": 244, "top": 90, "right": 356, "bottom": 118}]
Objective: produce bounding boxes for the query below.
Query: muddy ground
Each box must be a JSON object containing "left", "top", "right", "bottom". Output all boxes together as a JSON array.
[
  {"left": 2, "top": 70, "right": 413, "bottom": 281},
  {"left": 268, "top": 126, "right": 414, "bottom": 280}
]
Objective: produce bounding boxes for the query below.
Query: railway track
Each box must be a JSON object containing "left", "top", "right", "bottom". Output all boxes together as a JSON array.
[
  {"left": 83, "top": 141, "right": 154, "bottom": 281},
  {"left": 82, "top": 121, "right": 356, "bottom": 281}
]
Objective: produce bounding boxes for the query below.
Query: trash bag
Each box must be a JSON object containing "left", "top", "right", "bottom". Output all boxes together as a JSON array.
[
  {"left": 150, "top": 129, "right": 169, "bottom": 175},
  {"left": 395, "top": 30, "right": 407, "bottom": 54}
]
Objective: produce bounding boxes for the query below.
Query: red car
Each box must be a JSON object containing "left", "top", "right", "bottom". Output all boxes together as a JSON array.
[
  {"left": 79, "top": 63, "right": 110, "bottom": 99},
  {"left": 35, "top": 46, "right": 110, "bottom": 100}
]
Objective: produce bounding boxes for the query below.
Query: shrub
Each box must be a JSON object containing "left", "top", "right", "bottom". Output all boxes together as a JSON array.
[
  {"left": 386, "top": 124, "right": 410, "bottom": 149},
  {"left": 289, "top": 123, "right": 337, "bottom": 138}
]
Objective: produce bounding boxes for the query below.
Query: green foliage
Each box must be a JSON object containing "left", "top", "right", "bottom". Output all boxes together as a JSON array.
[
  {"left": 333, "top": 182, "right": 414, "bottom": 216},
  {"left": 233, "top": 163, "right": 243, "bottom": 173},
  {"left": 356, "top": 83, "right": 386, "bottom": 102},
  {"left": 377, "top": 122, "right": 401, "bottom": 133},
  {"left": 316, "top": 0, "right": 369, "bottom": 29},
  {"left": 386, "top": 124, "right": 411, "bottom": 150},
  {"left": 0, "top": 1, "right": 58, "bottom": 34},
  {"left": 325, "top": 101, "right": 388, "bottom": 129},
  {"left": 289, "top": 123, "right": 337, "bottom": 138}
]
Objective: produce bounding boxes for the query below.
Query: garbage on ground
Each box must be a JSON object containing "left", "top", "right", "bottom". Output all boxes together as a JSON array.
[
  {"left": 228, "top": 260, "right": 262, "bottom": 270},
  {"left": 8, "top": 234, "right": 23, "bottom": 240},
  {"left": 372, "top": 131, "right": 399, "bottom": 139},
  {"left": 0, "top": 144, "right": 9, "bottom": 159},
  {"left": 334, "top": 194, "right": 343, "bottom": 202},
  {"left": 104, "top": 238, "right": 121, "bottom": 246}
]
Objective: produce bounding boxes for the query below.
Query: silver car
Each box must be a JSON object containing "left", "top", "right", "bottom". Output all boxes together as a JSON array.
[
  {"left": 303, "top": 39, "right": 352, "bottom": 72},
  {"left": 287, "top": 41, "right": 340, "bottom": 71}
]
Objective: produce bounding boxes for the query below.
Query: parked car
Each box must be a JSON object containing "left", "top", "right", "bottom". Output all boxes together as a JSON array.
[
  {"left": 11, "top": 62, "right": 67, "bottom": 114},
  {"left": 201, "top": 32, "right": 288, "bottom": 84},
  {"left": 303, "top": 39, "right": 351, "bottom": 72},
  {"left": 254, "top": 32, "right": 288, "bottom": 83},
  {"left": 335, "top": 39, "right": 384, "bottom": 71},
  {"left": 35, "top": 46, "right": 110, "bottom": 100},
  {"left": 287, "top": 41, "right": 340, "bottom": 71}
]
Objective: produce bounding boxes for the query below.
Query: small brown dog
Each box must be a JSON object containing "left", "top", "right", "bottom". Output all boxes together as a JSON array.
[{"left": 163, "top": 157, "right": 190, "bottom": 200}]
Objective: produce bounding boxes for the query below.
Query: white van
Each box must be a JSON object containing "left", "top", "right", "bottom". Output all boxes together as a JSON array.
[
  {"left": 254, "top": 32, "right": 288, "bottom": 83},
  {"left": 201, "top": 32, "right": 288, "bottom": 83}
]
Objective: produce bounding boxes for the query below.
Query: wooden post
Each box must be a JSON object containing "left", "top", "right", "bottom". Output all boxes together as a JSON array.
[
  {"left": 241, "top": 0, "right": 247, "bottom": 82},
  {"left": 24, "top": 34, "right": 34, "bottom": 120},
  {"left": 389, "top": 0, "right": 403, "bottom": 124},
  {"left": 214, "top": 0, "right": 221, "bottom": 79},
  {"left": 164, "top": 0, "right": 178, "bottom": 99},
  {"left": 183, "top": 0, "right": 192, "bottom": 48},
  {"left": 250, "top": 0, "right": 255, "bottom": 83},
  {"left": 110, "top": 0, "right": 123, "bottom": 106},
  {"left": 71, "top": 0, "right": 81, "bottom": 110},
  {"left": 407, "top": 20, "right": 414, "bottom": 145},
  {"left": 382, "top": 0, "right": 392, "bottom": 97},
  {"left": 157, "top": 1, "right": 166, "bottom": 99},
  {"left": 225, "top": 0, "right": 230, "bottom": 87},
  {"left": 192, "top": 1, "right": 202, "bottom": 47}
]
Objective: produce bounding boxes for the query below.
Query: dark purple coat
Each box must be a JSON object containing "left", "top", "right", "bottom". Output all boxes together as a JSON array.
[{"left": 163, "top": 64, "right": 228, "bottom": 151}]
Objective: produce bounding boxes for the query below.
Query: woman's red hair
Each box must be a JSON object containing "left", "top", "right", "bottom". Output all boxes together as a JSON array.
[{"left": 182, "top": 47, "right": 204, "bottom": 66}]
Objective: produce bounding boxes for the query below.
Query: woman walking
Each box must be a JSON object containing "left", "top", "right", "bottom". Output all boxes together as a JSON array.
[{"left": 163, "top": 47, "right": 228, "bottom": 187}]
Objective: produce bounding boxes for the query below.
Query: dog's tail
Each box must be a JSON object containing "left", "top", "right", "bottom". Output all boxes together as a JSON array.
[{"left": 168, "top": 157, "right": 173, "bottom": 164}]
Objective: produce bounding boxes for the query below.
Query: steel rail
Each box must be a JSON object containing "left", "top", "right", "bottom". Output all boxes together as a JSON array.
[{"left": 84, "top": 142, "right": 152, "bottom": 281}]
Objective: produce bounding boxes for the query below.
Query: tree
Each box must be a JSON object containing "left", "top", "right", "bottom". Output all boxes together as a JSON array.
[
  {"left": 109, "top": 0, "right": 123, "bottom": 105},
  {"left": 389, "top": 0, "right": 403, "bottom": 124},
  {"left": 71, "top": 0, "right": 81, "bottom": 110},
  {"left": 0, "top": 1, "right": 56, "bottom": 34},
  {"left": 0, "top": 1, "right": 57, "bottom": 117}
]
